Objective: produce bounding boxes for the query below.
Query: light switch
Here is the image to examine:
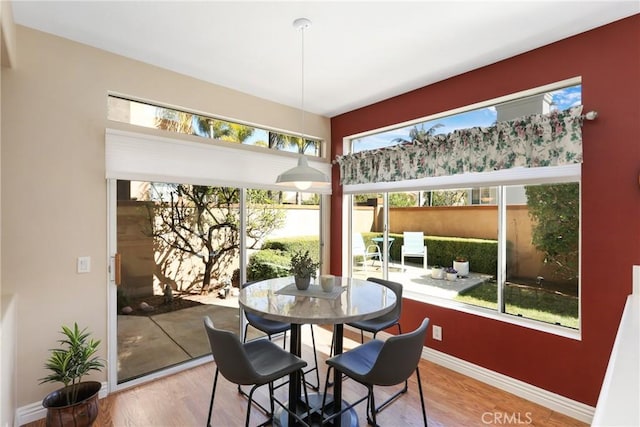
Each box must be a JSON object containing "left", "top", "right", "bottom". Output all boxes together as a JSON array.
[{"left": 77, "top": 256, "right": 91, "bottom": 273}]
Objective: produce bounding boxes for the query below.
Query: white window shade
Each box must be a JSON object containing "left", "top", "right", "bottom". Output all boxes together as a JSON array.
[{"left": 105, "top": 128, "right": 332, "bottom": 194}]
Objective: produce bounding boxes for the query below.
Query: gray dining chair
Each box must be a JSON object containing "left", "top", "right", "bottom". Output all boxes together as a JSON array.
[
  {"left": 327, "top": 277, "right": 403, "bottom": 387},
  {"left": 322, "top": 318, "right": 430, "bottom": 426},
  {"left": 242, "top": 282, "right": 320, "bottom": 390},
  {"left": 347, "top": 277, "right": 403, "bottom": 341},
  {"left": 203, "top": 316, "right": 311, "bottom": 427},
  {"left": 330, "top": 277, "right": 402, "bottom": 358}
]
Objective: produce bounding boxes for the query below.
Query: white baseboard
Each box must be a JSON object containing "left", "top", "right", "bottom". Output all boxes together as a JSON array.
[
  {"left": 422, "top": 346, "right": 595, "bottom": 424},
  {"left": 15, "top": 381, "right": 108, "bottom": 427}
]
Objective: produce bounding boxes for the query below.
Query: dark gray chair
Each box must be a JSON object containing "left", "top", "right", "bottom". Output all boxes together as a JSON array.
[
  {"left": 327, "top": 277, "right": 404, "bottom": 388},
  {"left": 329, "top": 277, "right": 402, "bottom": 357},
  {"left": 242, "top": 282, "right": 320, "bottom": 390},
  {"left": 347, "top": 277, "right": 403, "bottom": 341},
  {"left": 203, "top": 316, "right": 310, "bottom": 427},
  {"left": 322, "top": 318, "right": 430, "bottom": 426}
]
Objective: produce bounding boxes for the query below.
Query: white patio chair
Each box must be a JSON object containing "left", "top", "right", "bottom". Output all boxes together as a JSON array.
[
  {"left": 353, "top": 233, "right": 381, "bottom": 272},
  {"left": 401, "top": 232, "right": 427, "bottom": 271}
]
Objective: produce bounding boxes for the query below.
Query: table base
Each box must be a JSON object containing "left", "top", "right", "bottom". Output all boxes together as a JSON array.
[{"left": 273, "top": 392, "right": 358, "bottom": 427}]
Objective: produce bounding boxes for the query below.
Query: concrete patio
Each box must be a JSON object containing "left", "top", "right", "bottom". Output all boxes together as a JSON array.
[{"left": 117, "top": 264, "right": 491, "bottom": 382}]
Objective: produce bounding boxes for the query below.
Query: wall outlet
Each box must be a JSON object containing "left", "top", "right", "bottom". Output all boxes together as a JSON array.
[
  {"left": 432, "top": 325, "right": 442, "bottom": 341},
  {"left": 77, "top": 256, "right": 91, "bottom": 273}
]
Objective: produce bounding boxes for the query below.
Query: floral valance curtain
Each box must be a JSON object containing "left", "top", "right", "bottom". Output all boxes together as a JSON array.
[{"left": 336, "top": 105, "right": 584, "bottom": 186}]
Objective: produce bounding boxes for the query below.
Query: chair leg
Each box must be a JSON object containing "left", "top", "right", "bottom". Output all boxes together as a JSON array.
[
  {"left": 416, "top": 367, "right": 429, "bottom": 427},
  {"left": 395, "top": 323, "right": 409, "bottom": 396},
  {"left": 321, "top": 367, "right": 368, "bottom": 426},
  {"left": 268, "top": 382, "right": 275, "bottom": 419},
  {"left": 320, "top": 365, "right": 332, "bottom": 416},
  {"left": 243, "top": 323, "right": 249, "bottom": 343},
  {"left": 367, "top": 385, "right": 378, "bottom": 427},
  {"left": 246, "top": 383, "right": 274, "bottom": 427},
  {"left": 237, "top": 382, "right": 272, "bottom": 416},
  {"left": 207, "top": 369, "right": 219, "bottom": 427},
  {"left": 244, "top": 385, "right": 255, "bottom": 427},
  {"left": 271, "top": 369, "right": 312, "bottom": 427},
  {"left": 326, "top": 332, "right": 346, "bottom": 387}
]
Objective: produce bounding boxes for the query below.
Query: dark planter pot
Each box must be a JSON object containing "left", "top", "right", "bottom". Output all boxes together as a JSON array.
[
  {"left": 42, "top": 381, "right": 101, "bottom": 427},
  {"left": 294, "top": 276, "right": 311, "bottom": 290}
]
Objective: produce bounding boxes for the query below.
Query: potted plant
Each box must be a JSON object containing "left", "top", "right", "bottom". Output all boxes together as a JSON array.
[
  {"left": 453, "top": 256, "right": 469, "bottom": 277},
  {"left": 445, "top": 267, "right": 458, "bottom": 281},
  {"left": 431, "top": 265, "right": 444, "bottom": 280},
  {"left": 40, "top": 323, "right": 105, "bottom": 427},
  {"left": 290, "top": 250, "right": 319, "bottom": 290}
]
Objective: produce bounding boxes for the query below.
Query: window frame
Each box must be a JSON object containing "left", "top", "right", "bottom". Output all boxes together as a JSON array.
[{"left": 342, "top": 78, "right": 582, "bottom": 340}]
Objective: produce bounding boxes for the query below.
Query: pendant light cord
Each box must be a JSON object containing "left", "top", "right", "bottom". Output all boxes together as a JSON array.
[{"left": 300, "top": 21, "right": 307, "bottom": 142}]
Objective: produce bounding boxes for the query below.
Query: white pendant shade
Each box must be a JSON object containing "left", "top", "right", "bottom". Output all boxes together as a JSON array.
[
  {"left": 275, "top": 17, "right": 331, "bottom": 191},
  {"left": 276, "top": 156, "right": 330, "bottom": 190}
]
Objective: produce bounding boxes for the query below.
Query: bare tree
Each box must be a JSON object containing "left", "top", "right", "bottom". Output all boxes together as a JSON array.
[{"left": 146, "top": 184, "right": 285, "bottom": 294}]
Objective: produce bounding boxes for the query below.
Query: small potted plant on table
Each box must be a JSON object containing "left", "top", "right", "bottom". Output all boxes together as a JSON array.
[
  {"left": 290, "top": 250, "right": 319, "bottom": 290},
  {"left": 40, "top": 323, "right": 105, "bottom": 427},
  {"left": 445, "top": 267, "right": 458, "bottom": 281}
]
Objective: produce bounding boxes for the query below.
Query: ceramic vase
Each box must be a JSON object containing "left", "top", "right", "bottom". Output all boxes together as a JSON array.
[
  {"left": 453, "top": 261, "right": 469, "bottom": 277},
  {"left": 294, "top": 276, "right": 311, "bottom": 290}
]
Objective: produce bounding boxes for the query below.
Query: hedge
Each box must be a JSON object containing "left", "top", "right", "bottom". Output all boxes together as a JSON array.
[
  {"left": 247, "top": 236, "right": 319, "bottom": 282},
  {"left": 362, "top": 232, "right": 497, "bottom": 276}
]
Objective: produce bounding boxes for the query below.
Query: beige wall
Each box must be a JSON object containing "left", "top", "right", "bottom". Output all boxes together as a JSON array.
[
  {"left": 0, "top": 4, "right": 12, "bottom": 426},
  {"left": 388, "top": 205, "right": 500, "bottom": 240},
  {"left": 0, "top": 25, "right": 330, "bottom": 409}
]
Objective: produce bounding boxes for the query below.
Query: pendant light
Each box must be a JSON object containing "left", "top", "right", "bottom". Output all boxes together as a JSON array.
[{"left": 276, "top": 18, "right": 330, "bottom": 191}]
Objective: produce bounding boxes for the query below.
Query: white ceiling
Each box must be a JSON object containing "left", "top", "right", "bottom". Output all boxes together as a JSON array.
[{"left": 10, "top": 1, "right": 639, "bottom": 117}]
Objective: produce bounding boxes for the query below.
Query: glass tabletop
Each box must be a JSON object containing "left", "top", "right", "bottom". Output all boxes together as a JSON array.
[{"left": 239, "top": 276, "right": 396, "bottom": 325}]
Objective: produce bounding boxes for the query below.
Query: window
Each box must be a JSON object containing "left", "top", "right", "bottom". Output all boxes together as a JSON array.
[
  {"left": 107, "top": 95, "right": 322, "bottom": 157},
  {"left": 503, "top": 183, "right": 579, "bottom": 328},
  {"left": 346, "top": 81, "right": 581, "bottom": 333},
  {"left": 351, "top": 84, "right": 581, "bottom": 154}
]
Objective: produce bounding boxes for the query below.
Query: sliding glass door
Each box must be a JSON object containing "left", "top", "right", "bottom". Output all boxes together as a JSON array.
[{"left": 113, "top": 180, "right": 241, "bottom": 384}]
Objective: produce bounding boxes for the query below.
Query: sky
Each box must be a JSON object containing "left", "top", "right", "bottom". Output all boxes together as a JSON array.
[{"left": 352, "top": 85, "right": 582, "bottom": 153}]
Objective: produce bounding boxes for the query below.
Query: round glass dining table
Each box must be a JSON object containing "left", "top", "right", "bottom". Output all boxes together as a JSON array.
[{"left": 239, "top": 276, "right": 397, "bottom": 426}]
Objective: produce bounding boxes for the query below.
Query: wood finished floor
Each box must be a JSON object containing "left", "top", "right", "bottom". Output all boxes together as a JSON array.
[{"left": 24, "top": 326, "right": 588, "bottom": 427}]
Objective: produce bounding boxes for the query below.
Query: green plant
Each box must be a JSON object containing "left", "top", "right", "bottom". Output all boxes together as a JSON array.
[
  {"left": 262, "top": 236, "right": 320, "bottom": 262},
  {"left": 525, "top": 183, "right": 579, "bottom": 280},
  {"left": 40, "top": 323, "right": 105, "bottom": 405},
  {"left": 247, "top": 249, "right": 291, "bottom": 281},
  {"left": 289, "top": 250, "right": 319, "bottom": 279}
]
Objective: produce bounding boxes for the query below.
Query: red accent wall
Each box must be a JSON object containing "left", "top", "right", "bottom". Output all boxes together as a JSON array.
[{"left": 330, "top": 15, "right": 640, "bottom": 406}]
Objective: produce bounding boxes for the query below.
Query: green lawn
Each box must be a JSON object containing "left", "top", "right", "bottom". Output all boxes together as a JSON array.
[{"left": 455, "top": 280, "right": 579, "bottom": 329}]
